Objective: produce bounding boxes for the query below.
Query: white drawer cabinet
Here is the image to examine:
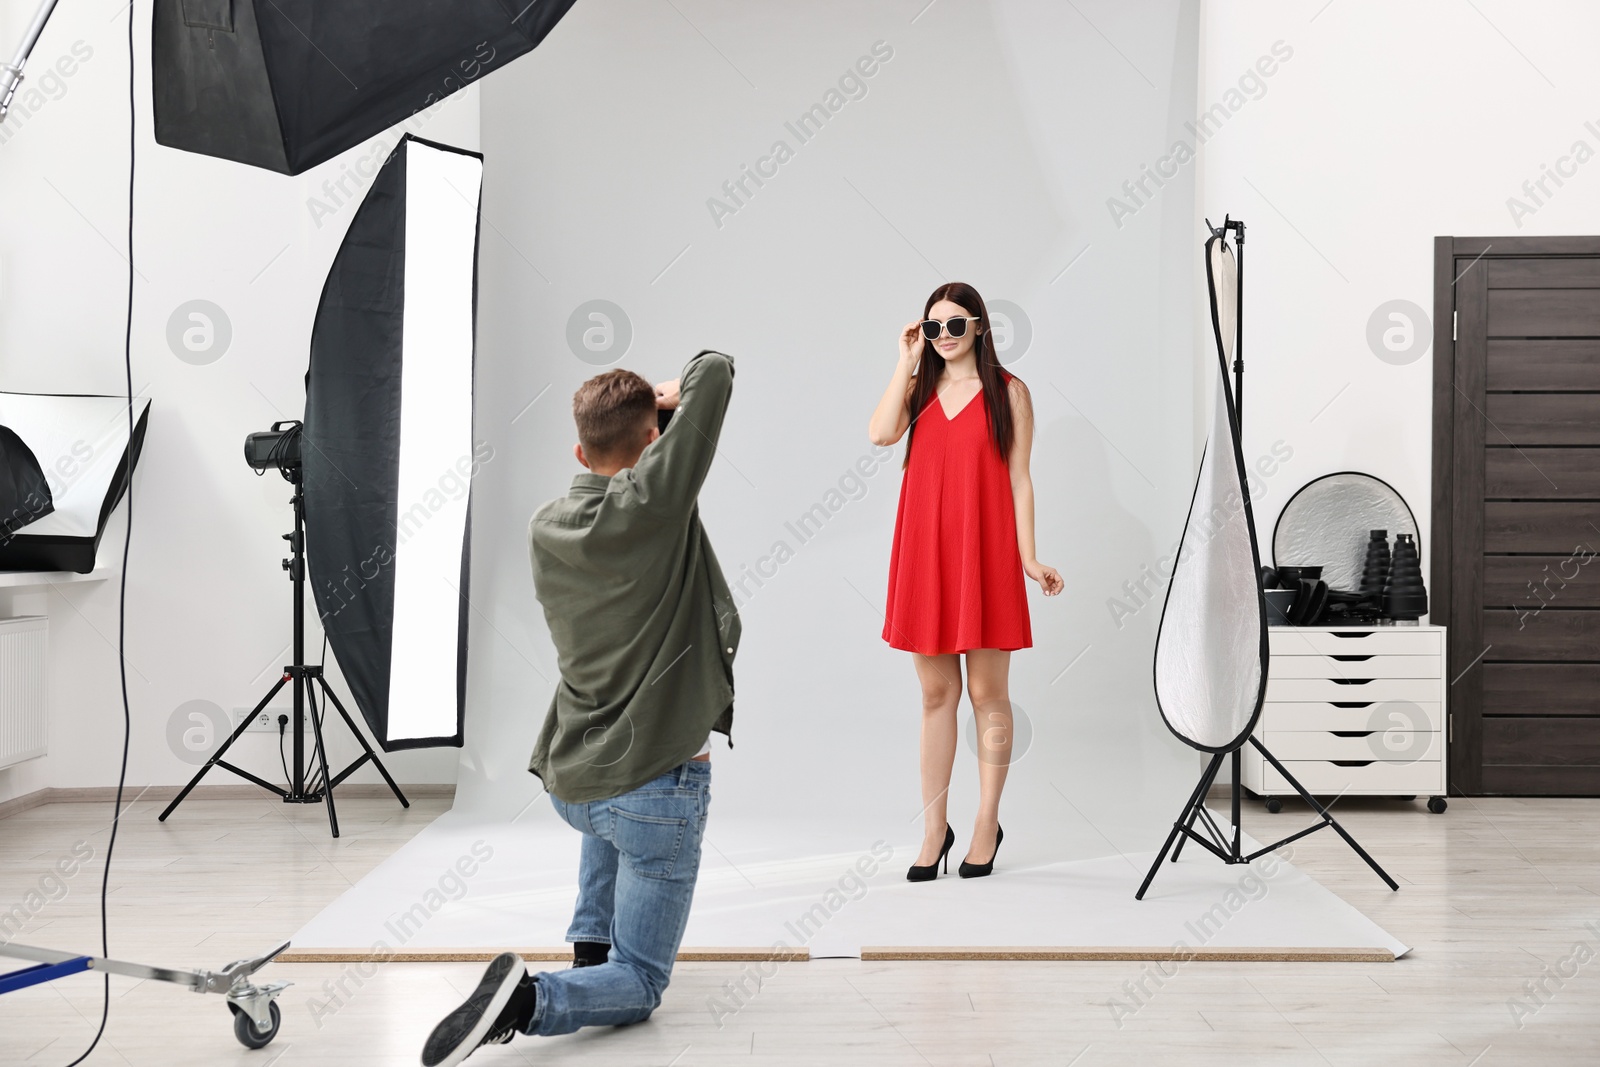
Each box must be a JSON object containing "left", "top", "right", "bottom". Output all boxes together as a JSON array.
[{"left": 1242, "top": 624, "right": 1449, "bottom": 813}]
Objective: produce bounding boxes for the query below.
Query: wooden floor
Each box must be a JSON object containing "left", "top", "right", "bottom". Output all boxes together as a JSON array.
[{"left": 1, "top": 793, "right": 1596, "bottom": 1066}]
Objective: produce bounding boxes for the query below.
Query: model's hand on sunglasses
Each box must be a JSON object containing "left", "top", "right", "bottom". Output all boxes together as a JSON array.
[{"left": 899, "top": 320, "right": 926, "bottom": 367}]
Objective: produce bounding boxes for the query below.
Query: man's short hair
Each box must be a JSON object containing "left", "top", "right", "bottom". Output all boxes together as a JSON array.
[{"left": 573, "top": 369, "right": 655, "bottom": 464}]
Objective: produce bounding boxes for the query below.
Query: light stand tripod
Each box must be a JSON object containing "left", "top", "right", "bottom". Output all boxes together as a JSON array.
[
  {"left": 159, "top": 457, "right": 408, "bottom": 838},
  {"left": 1136, "top": 217, "right": 1396, "bottom": 900}
]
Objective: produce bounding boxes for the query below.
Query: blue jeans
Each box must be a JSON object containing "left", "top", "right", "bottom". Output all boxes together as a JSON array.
[{"left": 523, "top": 759, "right": 711, "bottom": 1036}]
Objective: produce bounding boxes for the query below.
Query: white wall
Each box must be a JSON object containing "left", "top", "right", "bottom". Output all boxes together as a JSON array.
[
  {"left": 1199, "top": 0, "right": 1600, "bottom": 592},
  {"left": 1195, "top": 0, "right": 1600, "bottom": 786},
  {"left": 464, "top": 0, "right": 1204, "bottom": 852},
  {"left": 0, "top": 0, "right": 476, "bottom": 802}
]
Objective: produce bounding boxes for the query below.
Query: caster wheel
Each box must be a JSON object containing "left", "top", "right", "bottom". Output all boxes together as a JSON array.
[
  {"left": 1427, "top": 796, "right": 1448, "bottom": 814},
  {"left": 231, "top": 1000, "right": 281, "bottom": 1049},
  {"left": 1264, "top": 797, "right": 1282, "bottom": 814}
]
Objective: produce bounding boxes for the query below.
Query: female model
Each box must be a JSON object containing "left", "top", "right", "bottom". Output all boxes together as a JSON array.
[{"left": 868, "top": 281, "right": 1063, "bottom": 881}]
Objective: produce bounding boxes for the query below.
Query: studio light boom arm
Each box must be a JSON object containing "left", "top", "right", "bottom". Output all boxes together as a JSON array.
[{"left": 0, "top": 0, "right": 61, "bottom": 124}]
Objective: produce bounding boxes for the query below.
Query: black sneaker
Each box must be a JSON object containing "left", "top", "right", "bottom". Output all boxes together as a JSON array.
[{"left": 421, "top": 952, "right": 530, "bottom": 1067}]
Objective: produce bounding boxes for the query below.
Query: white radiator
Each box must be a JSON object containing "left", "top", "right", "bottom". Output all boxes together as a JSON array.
[{"left": 0, "top": 616, "right": 48, "bottom": 769}]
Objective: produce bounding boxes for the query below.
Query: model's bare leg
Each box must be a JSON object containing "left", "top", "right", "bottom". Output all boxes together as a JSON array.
[
  {"left": 963, "top": 648, "right": 1013, "bottom": 865},
  {"left": 912, "top": 652, "right": 962, "bottom": 866}
]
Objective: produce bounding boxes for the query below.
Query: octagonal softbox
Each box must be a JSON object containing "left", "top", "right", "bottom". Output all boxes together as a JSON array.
[
  {"left": 303, "top": 135, "right": 482, "bottom": 751},
  {"left": 152, "top": 0, "right": 577, "bottom": 175},
  {"left": 1150, "top": 232, "right": 1269, "bottom": 752}
]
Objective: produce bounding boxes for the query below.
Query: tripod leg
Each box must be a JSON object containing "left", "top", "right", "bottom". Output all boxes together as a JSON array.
[
  {"left": 1231, "top": 749, "right": 1243, "bottom": 862},
  {"left": 318, "top": 679, "right": 409, "bottom": 808},
  {"left": 160, "top": 676, "right": 290, "bottom": 821},
  {"left": 1136, "top": 822, "right": 1186, "bottom": 902},
  {"left": 1137, "top": 753, "right": 1224, "bottom": 900},
  {"left": 1171, "top": 752, "right": 1226, "bottom": 863},
  {"left": 304, "top": 680, "right": 340, "bottom": 838},
  {"left": 1249, "top": 736, "right": 1398, "bottom": 891}
]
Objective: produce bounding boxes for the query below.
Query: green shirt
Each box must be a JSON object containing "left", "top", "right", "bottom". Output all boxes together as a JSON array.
[{"left": 527, "top": 349, "right": 739, "bottom": 803}]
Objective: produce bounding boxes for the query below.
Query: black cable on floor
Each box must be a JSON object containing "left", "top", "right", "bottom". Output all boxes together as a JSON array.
[{"left": 61, "top": 3, "right": 135, "bottom": 1063}]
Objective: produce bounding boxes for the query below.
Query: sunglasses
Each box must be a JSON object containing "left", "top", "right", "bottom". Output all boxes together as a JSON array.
[{"left": 920, "top": 316, "right": 981, "bottom": 340}]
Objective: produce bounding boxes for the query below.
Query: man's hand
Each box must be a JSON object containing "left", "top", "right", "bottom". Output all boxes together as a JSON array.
[{"left": 654, "top": 379, "right": 681, "bottom": 410}]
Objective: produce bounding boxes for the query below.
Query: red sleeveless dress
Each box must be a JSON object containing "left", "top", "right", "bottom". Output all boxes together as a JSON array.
[{"left": 882, "top": 370, "right": 1032, "bottom": 654}]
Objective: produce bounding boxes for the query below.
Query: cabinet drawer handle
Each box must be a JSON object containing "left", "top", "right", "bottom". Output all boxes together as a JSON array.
[
  {"left": 1331, "top": 760, "right": 1375, "bottom": 767},
  {"left": 1332, "top": 702, "right": 1374, "bottom": 708},
  {"left": 1330, "top": 679, "right": 1374, "bottom": 685},
  {"left": 1330, "top": 654, "right": 1374, "bottom": 661},
  {"left": 1330, "top": 632, "right": 1374, "bottom": 639},
  {"left": 1331, "top": 730, "right": 1375, "bottom": 738}
]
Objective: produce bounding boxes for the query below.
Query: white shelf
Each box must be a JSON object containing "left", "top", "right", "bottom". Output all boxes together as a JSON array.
[{"left": 0, "top": 566, "right": 112, "bottom": 589}]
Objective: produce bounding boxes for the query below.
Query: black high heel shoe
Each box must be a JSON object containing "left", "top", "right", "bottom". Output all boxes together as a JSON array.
[
  {"left": 958, "top": 824, "right": 1003, "bottom": 878},
  {"left": 906, "top": 824, "right": 955, "bottom": 881}
]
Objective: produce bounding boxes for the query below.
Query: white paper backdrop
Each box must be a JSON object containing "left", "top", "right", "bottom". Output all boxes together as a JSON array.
[{"left": 455, "top": 0, "right": 1205, "bottom": 857}]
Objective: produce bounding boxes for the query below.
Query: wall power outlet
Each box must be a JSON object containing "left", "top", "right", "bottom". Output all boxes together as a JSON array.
[{"left": 233, "top": 707, "right": 288, "bottom": 734}]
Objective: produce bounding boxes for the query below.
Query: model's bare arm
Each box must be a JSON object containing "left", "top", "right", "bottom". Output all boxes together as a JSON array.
[
  {"left": 1007, "top": 379, "right": 1063, "bottom": 595},
  {"left": 868, "top": 322, "right": 924, "bottom": 446}
]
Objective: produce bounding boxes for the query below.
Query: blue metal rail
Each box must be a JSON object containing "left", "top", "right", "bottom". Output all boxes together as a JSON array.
[{"left": 0, "top": 955, "right": 92, "bottom": 994}]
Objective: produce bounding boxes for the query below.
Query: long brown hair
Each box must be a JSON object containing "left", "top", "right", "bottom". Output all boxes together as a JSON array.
[{"left": 903, "top": 281, "right": 1016, "bottom": 470}]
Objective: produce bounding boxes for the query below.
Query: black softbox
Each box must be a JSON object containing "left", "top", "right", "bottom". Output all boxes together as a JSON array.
[
  {"left": 0, "top": 426, "right": 53, "bottom": 537},
  {"left": 303, "top": 135, "right": 482, "bottom": 751},
  {"left": 152, "top": 0, "right": 577, "bottom": 175},
  {"left": 0, "top": 394, "right": 151, "bottom": 573}
]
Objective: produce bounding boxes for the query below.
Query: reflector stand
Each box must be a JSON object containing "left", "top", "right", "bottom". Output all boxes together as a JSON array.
[
  {"left": 1135, "top": 740, "right": 1399, "bottom": 900},
  {"left": 1138, "top": 217, "right": 1395, "bottom": 900}
]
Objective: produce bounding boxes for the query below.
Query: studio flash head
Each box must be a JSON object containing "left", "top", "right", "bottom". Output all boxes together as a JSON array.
[{"left": 244, "top": 420, "right": 303, "bottom": 474}]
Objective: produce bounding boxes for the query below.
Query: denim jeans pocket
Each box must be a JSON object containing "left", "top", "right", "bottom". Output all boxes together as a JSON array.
[{"left": 611, "top": 805, "right": 690, "bottom": 880}]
